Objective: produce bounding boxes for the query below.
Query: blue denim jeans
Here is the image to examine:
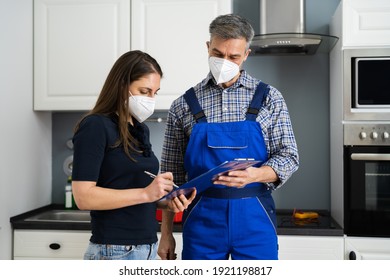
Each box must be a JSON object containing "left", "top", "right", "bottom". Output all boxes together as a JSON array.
[{"left": 83, "top": 242, "right": 158, "bottom": 260}]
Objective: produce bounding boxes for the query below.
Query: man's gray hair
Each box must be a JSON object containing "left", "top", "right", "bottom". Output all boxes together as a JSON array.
[{"left": 209, "top": 14, "right": 255, "bottom": 49}]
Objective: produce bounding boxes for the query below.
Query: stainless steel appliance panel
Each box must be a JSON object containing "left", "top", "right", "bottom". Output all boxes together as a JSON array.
[
  {"left": 344, "top": 123, "right": 390, "bottom": 146},
  {"left": 343, "top": 48, "right": 390, "bottom": 121}
]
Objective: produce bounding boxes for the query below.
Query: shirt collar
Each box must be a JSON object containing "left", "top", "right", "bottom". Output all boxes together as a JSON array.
[{"left": 202, "top": 70, "right": 256, "bottom": 91}]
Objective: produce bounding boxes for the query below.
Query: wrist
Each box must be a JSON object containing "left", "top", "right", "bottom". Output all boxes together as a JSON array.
[{"left": 139, "top": 188, "right": 153, "bottom": 204}]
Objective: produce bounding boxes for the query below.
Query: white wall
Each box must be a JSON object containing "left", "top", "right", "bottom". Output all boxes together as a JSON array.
[{"left": 0, "top": 0, "right": 52, "bottom": 259}]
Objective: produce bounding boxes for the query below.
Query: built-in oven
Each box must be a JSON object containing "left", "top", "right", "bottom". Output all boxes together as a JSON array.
[
  {"left": 331, "top": 45, "right": 390, "bottom": 258},
  {"left": 344, "top": 123, "right": 390, "bottom": 237},
  {"left": 343, "top": 48, "right": 390, "bottom": 122}
]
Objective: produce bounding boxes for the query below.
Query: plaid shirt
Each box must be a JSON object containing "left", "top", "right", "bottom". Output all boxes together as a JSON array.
[{"left": 160, "top": 70, "right": 299, "bottom": 189}]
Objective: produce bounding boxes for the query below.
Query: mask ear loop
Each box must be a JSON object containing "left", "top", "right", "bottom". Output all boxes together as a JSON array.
[
  {"left": 128, "top": 91, "right": 136, "bottom": 99},
  {"left": 124, "top": 91, "right": 135, "bottom": 120}
]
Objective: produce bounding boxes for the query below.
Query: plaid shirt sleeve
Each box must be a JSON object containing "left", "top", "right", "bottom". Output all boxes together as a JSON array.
[
  {"left": 260, "top": 86, "right": 299, "bottom": 189},
  {"left": 160, "top": 98, "right": 192, "bottom": 186}
]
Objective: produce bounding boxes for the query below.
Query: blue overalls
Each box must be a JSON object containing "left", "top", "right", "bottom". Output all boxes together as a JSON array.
[{"left": 181, "top": 82, "right": 278, "bottom": 260}]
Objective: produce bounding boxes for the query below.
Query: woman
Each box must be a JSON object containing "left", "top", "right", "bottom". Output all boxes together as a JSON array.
[{"left": 71, "top": 50, "right": 196, "bottom": 260}]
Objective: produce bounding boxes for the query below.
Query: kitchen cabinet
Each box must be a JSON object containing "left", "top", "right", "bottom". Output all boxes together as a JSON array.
[
  {"left": 34, "top": 0, "right": 130, "bottom": 111},
  {"left": 34, "top": 0, "right": 232, "bottom": 111},
  {"left": 334, "top": 0, "right": 390, "bottom": 47},
  {"left": 131, "top": 0, "right": 231, "bottom": 110},
  {"left": 278, "top": 235, "right": 344, "bottom": 260},
  {"left": 13, "top": 229, "right": 90, "bottom": 259},
  {"left": 13, "top": 229, "right": 181, "bottom": 260},
  {"left": 345, "top": 236, "right": 390, "bottom": 260}
]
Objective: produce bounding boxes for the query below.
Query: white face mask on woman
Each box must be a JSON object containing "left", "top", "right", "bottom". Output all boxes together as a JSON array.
[
  {"left": 127, "top": 91, "right": 155, "bottom": 123},
  {"left": 208, "top": 56, "right": 240, "bottom": 84}
]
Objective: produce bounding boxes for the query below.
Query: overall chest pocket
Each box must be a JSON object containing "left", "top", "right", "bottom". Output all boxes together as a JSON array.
[{"left": 207, "top": 123, "right": 248, "bottom": 149}]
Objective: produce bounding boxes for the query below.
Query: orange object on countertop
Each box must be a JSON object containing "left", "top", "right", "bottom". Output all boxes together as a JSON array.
[
  {"left": 156, "top": 209, "right": 183, "bottom": 223},
  {"left": 292, "top": 208, "right": 319, "bottom": 219}
]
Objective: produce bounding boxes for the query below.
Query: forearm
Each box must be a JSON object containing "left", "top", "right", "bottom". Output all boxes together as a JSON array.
[
  {"left": 72, "top": 181, "right": 151, "bottom": 210},
  {"left": 255, "top": 165, "right": 279, "bottom": 183},
  {"left": 160, "top": 209, "right": 175, "bottom": 235},
  {"left": 158, "top": 209, "right": 177, "bottom": 260}
]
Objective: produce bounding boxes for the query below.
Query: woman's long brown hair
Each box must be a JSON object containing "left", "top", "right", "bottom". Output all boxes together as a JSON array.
[{"left": 74, "top": 50, "right": 163, "bottom": 161}]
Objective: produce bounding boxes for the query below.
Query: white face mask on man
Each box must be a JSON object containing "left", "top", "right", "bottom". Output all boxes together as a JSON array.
[
  {"left": 208, "top": 56, "right": 240, "bottom": 84},
  {"left": 127, "top": 91, "right": 155, "bottom": 123}
]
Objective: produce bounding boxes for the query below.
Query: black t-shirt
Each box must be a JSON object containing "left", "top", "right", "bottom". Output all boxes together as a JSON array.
[{"left": 72, "top": 113, "right": 159, "bottom": 245}]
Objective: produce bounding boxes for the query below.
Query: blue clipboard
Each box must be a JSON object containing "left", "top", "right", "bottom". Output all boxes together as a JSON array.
[{"left": 161, "top": 159, "right": 261, "bottom": 200}]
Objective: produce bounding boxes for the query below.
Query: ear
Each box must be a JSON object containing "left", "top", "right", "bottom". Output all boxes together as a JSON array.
[
  {"left": 244, "top": 48, "right": 251, "bottom": 61},
  {"left": 206, "top": 41, "right": 210, "bottom": 50}
]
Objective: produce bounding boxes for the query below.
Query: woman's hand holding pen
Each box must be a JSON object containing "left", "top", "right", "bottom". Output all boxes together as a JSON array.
[
  {"left": 144, "top": 170, "right": 197, "bottom": 212},
  {"left": 144, "top": 172, "right": 176, "bottom": 202}
]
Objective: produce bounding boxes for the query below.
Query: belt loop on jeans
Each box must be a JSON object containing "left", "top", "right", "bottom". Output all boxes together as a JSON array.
[{"left": 202, "top": 185, "right": 269, "bottom": 199}]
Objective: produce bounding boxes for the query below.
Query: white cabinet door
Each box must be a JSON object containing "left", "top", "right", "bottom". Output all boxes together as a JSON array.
[
  {"left": 131, "top": 0, "right": 232, "bottom": 110},
  {"left": 345, "top": 236, "right": 390, "bottom": 260},
  {"left": 342, "top": 0, "right": 390, "bottom": 47},
  {"left": 278, "top": 235, "right": 344, "bottom": 260},
  {"left": 13, "top": 229, "right": 90, "bottom": 259},
  {"left": 34, "top": 0, "right": 130, "bottom": 111}
]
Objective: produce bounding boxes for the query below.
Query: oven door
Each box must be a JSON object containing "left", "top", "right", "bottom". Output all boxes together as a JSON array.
[{"left": 344, "top": 146, "right": 390, "bottom": 237}]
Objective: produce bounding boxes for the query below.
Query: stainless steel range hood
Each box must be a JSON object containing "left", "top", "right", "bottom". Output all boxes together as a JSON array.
[{"left": 250, "top": 0, "right": 338, "bottom": 55}]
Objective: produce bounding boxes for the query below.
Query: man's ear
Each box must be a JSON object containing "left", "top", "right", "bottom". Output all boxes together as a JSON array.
[{"left": 244, "top": 48, "right": 251, "bottom": 61}]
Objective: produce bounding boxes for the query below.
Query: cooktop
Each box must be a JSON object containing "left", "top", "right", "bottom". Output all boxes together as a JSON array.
[{"left": 276, "top": 209, "right": 343, "bottom": 236}]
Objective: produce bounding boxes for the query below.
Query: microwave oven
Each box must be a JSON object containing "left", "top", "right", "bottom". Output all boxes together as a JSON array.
[{"left": 343, "top": 48, "right": 390, "bottom": 121}]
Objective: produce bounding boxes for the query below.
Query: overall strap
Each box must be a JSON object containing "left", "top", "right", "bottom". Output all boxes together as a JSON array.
[
  {"left": 183, "top": 87, "right": 207, "bottom": 123},
  {"left": 246, "top": 81, "right": 270, "bottom": 121}
]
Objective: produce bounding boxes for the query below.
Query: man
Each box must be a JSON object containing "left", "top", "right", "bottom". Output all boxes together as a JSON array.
[{"left": 158, "top": 14, "right": 299, "bottom": 260}]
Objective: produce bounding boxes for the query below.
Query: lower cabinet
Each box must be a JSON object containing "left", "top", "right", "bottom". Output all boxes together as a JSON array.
[
  {"left": 13, "top": 230, "right": 182, "bottom": 260},
  {"left": 13, "top": 229, "right": 90, "bottom": 260},
  {"left": 278, "top": 235, "right": 345, "bottom": 260},
  {"left": 345, "top": 236, "right": 390, "bottom": 260}
]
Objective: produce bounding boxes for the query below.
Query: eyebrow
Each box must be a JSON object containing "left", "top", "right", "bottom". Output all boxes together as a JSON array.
[
  {"left": 139, "top": 87, "right": 160, "bottom": 94},
  {"left": 211, "top": 47, "right": 241, "bottom": 59}
]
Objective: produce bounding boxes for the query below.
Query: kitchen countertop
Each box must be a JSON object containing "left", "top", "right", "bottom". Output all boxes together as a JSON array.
[{"left": 10, "top": 205, "right": 343, "bottom": 236}]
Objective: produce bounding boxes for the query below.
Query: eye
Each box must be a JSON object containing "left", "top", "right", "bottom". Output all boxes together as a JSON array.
[
  {"left": 213, "top": 52, "right": 224, "bottom": 59},
  {"left": 229, "top": 55, "right": 241, "bottom": 62}
]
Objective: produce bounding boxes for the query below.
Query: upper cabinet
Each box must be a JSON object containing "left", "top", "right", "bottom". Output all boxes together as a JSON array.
[
  {"left": 333, "top": 0, "right": 390, "bottom": 48},
  {"left": 131, "top": 0, "right": 231, "bottom": 110},
  {"left": 34, "top": 0, "right": 130, "bottom": 111},
  {"left": 34, "top": 0, "right": 232, "bottom": 111}
]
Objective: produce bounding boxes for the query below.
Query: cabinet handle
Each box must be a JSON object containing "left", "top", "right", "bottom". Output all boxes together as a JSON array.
[
  {"left": 349, "top": 251, "right": 357, "bottom": 260},
  {"left": 49, "top": 243, "right": 61, "bottom": 250}
]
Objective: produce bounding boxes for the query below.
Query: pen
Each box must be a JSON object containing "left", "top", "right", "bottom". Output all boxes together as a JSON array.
[{"left": 144, "top": 171, "right": 179, "bottom": 189}]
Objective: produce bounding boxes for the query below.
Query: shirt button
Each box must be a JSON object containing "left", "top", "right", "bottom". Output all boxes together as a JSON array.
[{"left": 223, "top": 107, "right": 228, "bottom": 111}]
